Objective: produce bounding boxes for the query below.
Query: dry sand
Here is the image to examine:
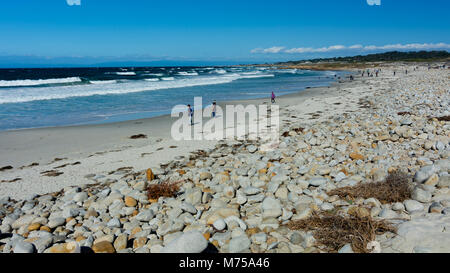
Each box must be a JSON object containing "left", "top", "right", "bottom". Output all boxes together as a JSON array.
[{"left": 0, "top": 72, "right": 369, "bottom": 200}]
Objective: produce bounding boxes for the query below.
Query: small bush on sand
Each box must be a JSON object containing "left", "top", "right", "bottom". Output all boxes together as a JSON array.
[
  {"left": 287, "top": 211, "right": 396, "bottom": 253},
  {"left": 327, "top": 171, "right": 412, "bottom": 204},
  {"left": 147, "top": 180, "right": 182, "bottom": 200}
]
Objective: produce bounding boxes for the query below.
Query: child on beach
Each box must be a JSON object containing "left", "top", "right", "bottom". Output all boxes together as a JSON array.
[
  {"left": 187, "top": 104, "right": 193, "bottom": 125},
  {"left": 271, "top": 92, "right": 276, "bottom": 103},
  {"left": 212, "top": 101, "right": 217, "bottom": 118}
]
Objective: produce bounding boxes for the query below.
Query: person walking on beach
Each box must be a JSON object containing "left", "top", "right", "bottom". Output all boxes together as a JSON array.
[
  {"left": 187, "top": 104, "right": 193, "bottom": 125},
  {"left": 211, "top": 101, "right": 217, "bottom": 118},
  {"left": 271, "top": 91, "right": 276, "bottom": 103}
]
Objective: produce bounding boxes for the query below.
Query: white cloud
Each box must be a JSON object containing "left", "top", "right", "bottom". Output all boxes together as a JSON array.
[
  {"left": 66, "top": 0, "right": 81, "bottom": 6},
  {"left": 251, "top": 46, "right": 285, "bottom": 54},
  {"left": 251, "top": 43, "right": 450, "bottom": 54}
]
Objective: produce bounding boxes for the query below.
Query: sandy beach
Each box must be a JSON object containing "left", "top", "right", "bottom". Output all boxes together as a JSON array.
[
  {"left": 0, "top": 75, "right": 353, "bottom": 200},
  {"left": 1, "top": 63, "right": 449, "bottom": 254}
]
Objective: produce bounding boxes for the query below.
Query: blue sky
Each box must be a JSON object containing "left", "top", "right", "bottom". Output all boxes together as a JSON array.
[{"left": 0, "top": 0, "right": 449, "bottom": 66}]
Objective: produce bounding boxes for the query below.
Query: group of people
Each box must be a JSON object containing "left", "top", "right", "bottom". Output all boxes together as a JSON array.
[
  {"left": 361, "top": 69, "right": 381, "bottom": 77},
  {"left": 185, "top": 92, "right": 277, "bottom": 125}
]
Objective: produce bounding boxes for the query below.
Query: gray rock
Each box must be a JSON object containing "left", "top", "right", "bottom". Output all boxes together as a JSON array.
[
  {"left": 382, "top": 215, "right": 450, "bottom": 253},
  {"left": 338, "top": 244, "right": 354, "bottom": 253},
  {"left": 392, "top": 202, "right": 405, "bottom": 211},
  {"left": 161, "top": 231, "right": 208, "bottom": 253},
  {"left": 429, "top": 202, "right": 443, "bottom": 214},
  {"left": 13, "top": 241, "right": 35, "bottom": 253},
  {"left": 180, "top": 202, "right": 197, "bottom": 214},
  {"left": 73, "top": 192, "right": 88, "bottom": 203},
  {"left": 251, "top": 233, "right": 267, "bottom": 245},
  {"left": 213, "top": 219, "right": 226, "bottom": 231},
  {"left": 11, "top": 215, "right": 35, "bottom": 229},
  {"left": 412, "top": 188, "right": 432, "bottom": 203},
  {"left": 308, "top": 177, "right": 327, "bottom": 187},
  {"left": 404, "top": 200, "right": 425, "bottom": 213},
  {"left": 48, "top": 217, "right": 66, "bottom": 229},
  {"left": 438, "top": 176, "right": 450, "bottom": 188},
  {"left": 290, "top": 232, "right": 303, "bottom": 244},
  {"left": 262, "top": 197, "right": 282, "bottom": 218},
  {"left": 379, "top": 208, "right": 398, "bottom": 219},
  {"left": 33, "top": 236, "right": 54, "bottom": 253},
  {"left": 247, "top": 145, "right": 257, "bottom": 153},
  {"left": 135, "top": 209, "right": 155, "bottom": 222},
  {"left": 414, "top": 165, "right": 439, "bottom": 183},
  {"left": 107, "top": 218, "right": 121, "bottom": 228},
  {"left": 228, "top": 235, "right": 251, "bottom": 253}
]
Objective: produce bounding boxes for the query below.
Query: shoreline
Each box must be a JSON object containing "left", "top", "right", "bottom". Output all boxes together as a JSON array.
[
  {"left": 0, "top": 74, "right": 355, "bottom": 200},
  {"left": 0, "top": 63, "right": 449, "bottom": 254},
  {"left": 0, "top": 74, "right": 350, "bottom": 175}
]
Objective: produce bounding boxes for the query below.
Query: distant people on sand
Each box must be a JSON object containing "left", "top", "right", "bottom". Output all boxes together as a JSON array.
[
  {"left": 187, "top": 104, "right": 193, "bottom": 125},
  {"left": 212, "top": 101, "right": 217, "bottom": 118},
  {"left": 271, "top": 91, "right": 276, "bottom": 103}
]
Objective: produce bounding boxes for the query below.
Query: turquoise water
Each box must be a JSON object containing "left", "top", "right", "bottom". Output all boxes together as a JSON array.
[{"left": 0, "top": 66, "right": 346, "bottom": 131}]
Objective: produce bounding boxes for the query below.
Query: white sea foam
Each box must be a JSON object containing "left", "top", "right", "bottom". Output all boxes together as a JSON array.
[
  {"left": 177, "top": 71, "right": 199, "bottom": 76},
  {"left": 90, "top": 80, "right": 117, "bottom": 84},
  {"left": 212, "top": 69, "right": 227, "bottom": 74},
  {"left": 238, "top": 74, "right": 275, "bottom": 79},
  {"left": 116, "top": 72, "right": 136, "bottom": 76},
  {"left": 0, "top": 72, "right": 279, "bottom": 104},
  {"left": 0, "top": 77, "right": 82, "bottom": 87},
  {"left": 145, "top": 78, "right": 160, "bottom": 82},
  {"left": 143, "top": 73, "right": 164, "bottom": 76}
]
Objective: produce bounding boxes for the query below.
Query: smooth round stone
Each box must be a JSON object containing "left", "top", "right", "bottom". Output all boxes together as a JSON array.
[
  {"left": 412, "top": 188, "right": 432, "bottom": 203},
  {"left": 392, "top": 202, "right": 405, "bottom": 211},
  {"left": 107, "top": 218, "right": 121, "bottom": 228},
  {"left": 404, "top": 200, "right": 424, "bottom": 213},
  {"left": 213, "top": 219, "right": 226, "bottom": 231},
  {"left": 308, "top": 177, "right": 327, "bottom": 187},
  {"left": 247, "top": 145, "right": 257, "bottom": 153},
  {"left": 228, "top": 235, "right": 251, "bottom": 253},
  {"left": 13, "top": 241, "right": 35, "bottom": 253},
  {"left": 320, "top": 203, "right": 334, "bottom": 211},
  {"left": 48, "top": 217, "right": 66, "bottom": 229},
  {"left": 161, "top": 231, "right": 208, "bottom": 253},
  {"left": 414, "top": 165, "right": 438, "bottom": 183},
  {"left": 73, "top": 192, "right": 88, "bottom": 203},
  {"left": 290, "top": 232, "right": 303, "bottom": 244},
  {"left": 338, "top": 244, "right": 354, "bottom": 253}
]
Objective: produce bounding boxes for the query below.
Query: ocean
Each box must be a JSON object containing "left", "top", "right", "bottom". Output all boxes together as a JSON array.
[{"left": 0, "top": 66, "right": 345, "bottom": 131}]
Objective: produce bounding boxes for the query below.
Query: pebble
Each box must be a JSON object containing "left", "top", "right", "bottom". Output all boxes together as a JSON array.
[
  {"left": 161, "top": 231, "right": 208, "bottom": 253},
  {"left": 13, "top": 241, "right": 35, "bottom": 253},
  {"left": 213, "top": 219, "right": 226, "bottom": 231},
  {"left": 404, "top": 200, "right": 425, "bottom": 213},
  {"left": 228, "top": 235, "right": 251, "bottom": 253}
]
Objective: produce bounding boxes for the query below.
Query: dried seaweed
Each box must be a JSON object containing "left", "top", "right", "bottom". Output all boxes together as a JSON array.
[
  {"left": 0, "top": 166, "right": 13, "bottom": 172},
  {"left": 288, "top": 211, "right": 396, "bottom": 253},
  {"left": 147, "top": 180, "right": 183, "bottom": 200},
  {"left": 130, "top": 134, "right": 147, "bottom": 139},
  {"left": 328, "top": 171, "right": 412, "bottom": 204},
  {"left": 397, "top": 111, "right": 412, "bottom": 116},
  {"left": 429, "top": 115, "right": 450, "bottom": 122}
]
